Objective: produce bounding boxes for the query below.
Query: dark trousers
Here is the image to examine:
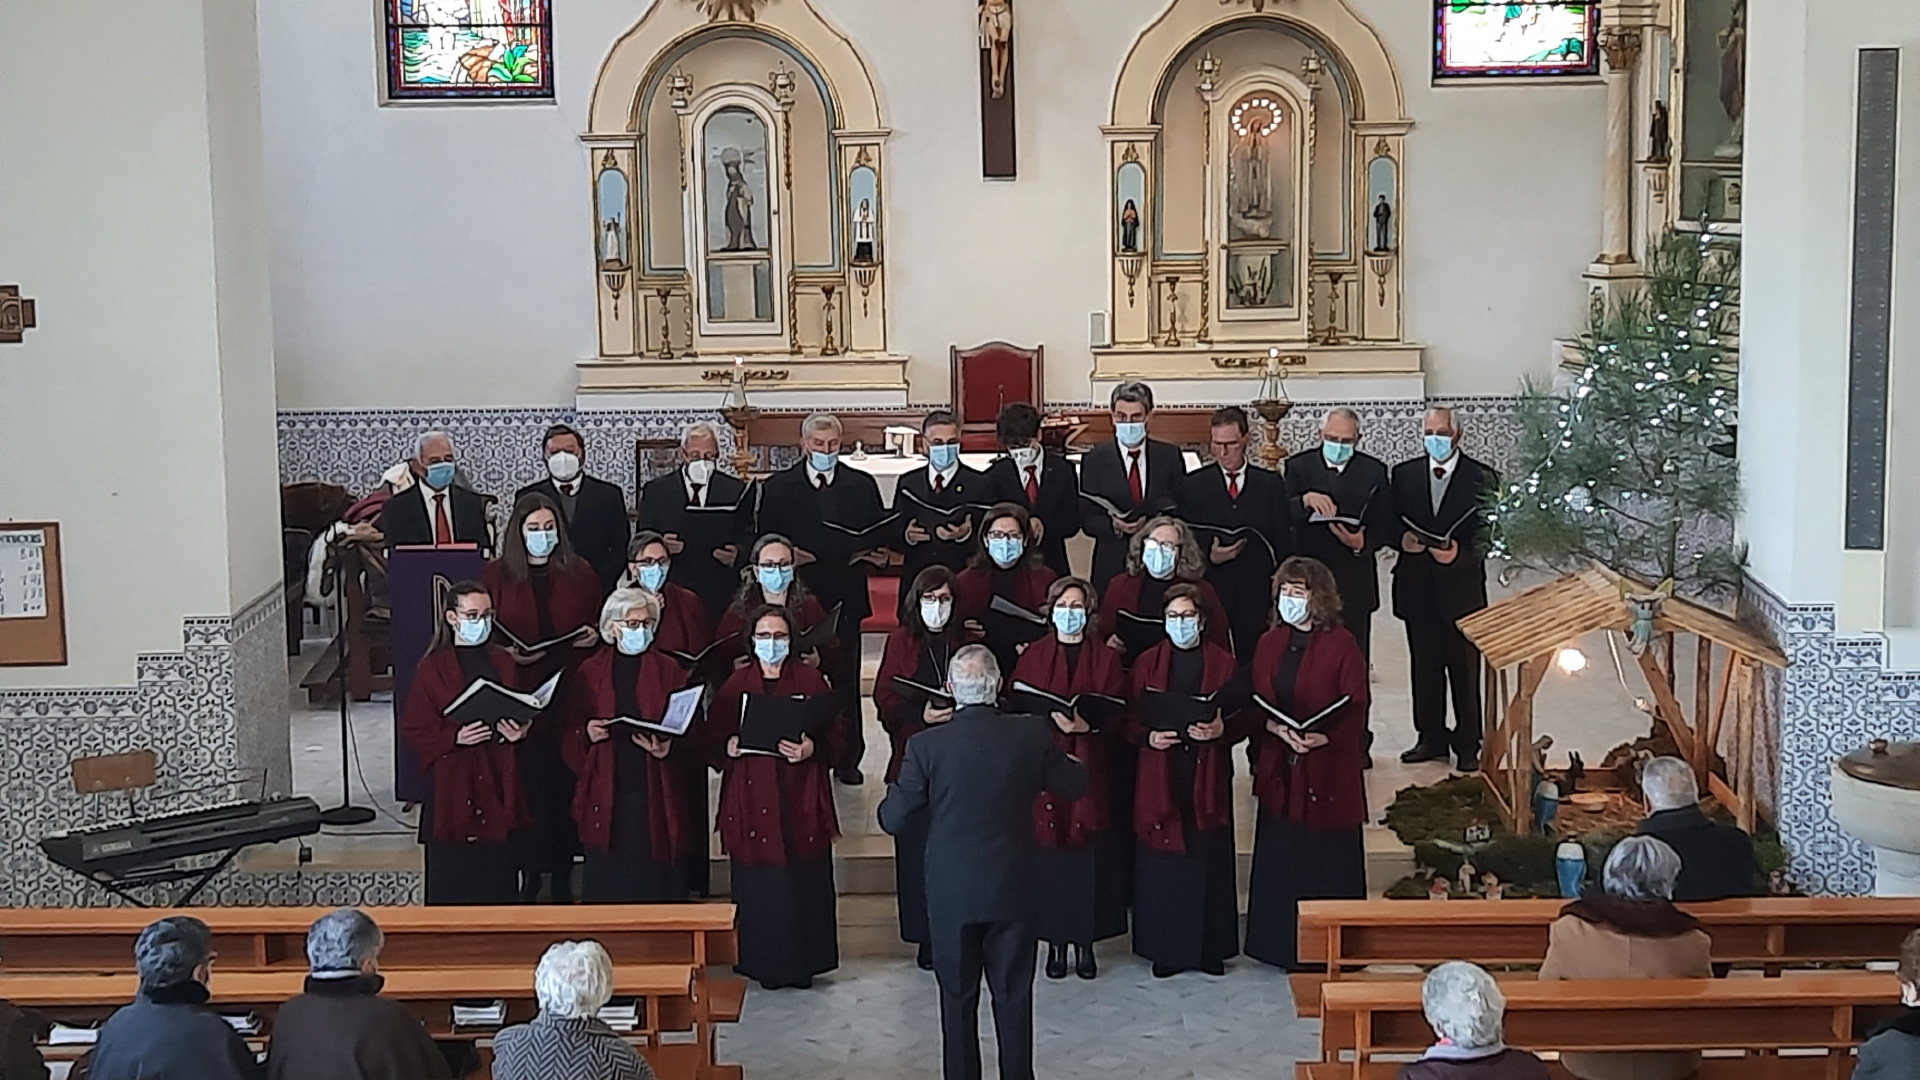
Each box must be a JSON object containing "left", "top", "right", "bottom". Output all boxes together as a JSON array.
[
  {"left": 1405, "top": 611, "right": 1482, "bottom": 756},
  {"left": 933, "top": 918, "right": 1037, "bottom": 1080},
  {"left": 827, "top": 621, "right": 865, "bottom": 774}
]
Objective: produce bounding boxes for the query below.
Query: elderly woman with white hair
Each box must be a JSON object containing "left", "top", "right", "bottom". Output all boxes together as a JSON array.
[
  {"left": 1397, "top": 962, "right": 1548, "bottom": 1080},
  {"left": 264, "top": 908, "right": 450, "bottom": 1080},
  {"left": 562, "top": 587, "right": 696, "bottom": 903},
  {"left": 1540, "top": 835, "right": 1712, "bottom": 1080},
  {"left": 492, "top": 941, "right": 654, "bottom": 1080}
]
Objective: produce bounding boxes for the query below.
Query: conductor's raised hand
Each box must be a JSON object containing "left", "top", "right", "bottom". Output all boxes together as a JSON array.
[
  {"left": 778, "top": 734, "right": 815, "bottom": 763},
  {"left": 497, "top": 720, "right": 532, "bottom": 743},
  {"left": 455, "top": 722, "right": 493, "bottom": 746},
  {"left": 586, "top": 718, "right": 613, "bottom": 744},
  {"left": 1187, "top": 718, "right": 1225, "bottom": 742},
  {"left": 1147, "top": 730, "right": 1181, "bottom": 751}
]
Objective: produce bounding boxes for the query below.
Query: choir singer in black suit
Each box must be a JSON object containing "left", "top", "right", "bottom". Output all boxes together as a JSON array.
[
  {"left": 983, "top": 402, "right": 1079, "bottom": 576},
  {"left": 515, "top": 423, "right": 631, "bottom": 593},
  {"left": 757, "top": 413, "right": 890, "bottom": 784},
  {"left": 1180, "top": 406, "right": 1291, "bottom": 661},
  {"left": 1077, "top": 381, "right": 1186, "bottom": 589},
  {"left": 896, "top": 409, "right": 988, "bottom": 595},
  {"left": 382, "top": 431, "right": 492, "bottom": 553},
  {"left": 1390, "top": 407, "right": 1498, "bottom": 771},
  {"left": 1285, "top": 408, "right": 1394, "bottom": 664},
  {"left": 878, "top": 645, "right": 1088, "bottom": 1080},
  {"left": 637, "top": 421, "right": 752, "bottom": 625}
]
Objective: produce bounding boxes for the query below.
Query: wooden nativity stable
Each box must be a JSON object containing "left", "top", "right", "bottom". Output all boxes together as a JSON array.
[{"left": 1456, "top": 566, "right": 1788, "bottom": 835}]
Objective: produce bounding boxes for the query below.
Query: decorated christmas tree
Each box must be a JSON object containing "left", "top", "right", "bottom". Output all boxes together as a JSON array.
[{"left": 1491, "top": 230, "right": 1745, "bottom": 599}]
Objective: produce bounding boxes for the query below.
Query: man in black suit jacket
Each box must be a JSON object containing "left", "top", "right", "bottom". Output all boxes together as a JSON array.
[
  {"left": 1078, "top": 381, "right": 1185, "bottom": 589},
  {"left": 982, "top": 403, "right": 1078, "bottom": 576},
  {"left": 1390, "top": 407, "right": 1498, "bottom": 771},
  {"left": 381, "top": 430, "right": 492, "bottom": 554},
  {"left": 1179, "top": 406, "right": 1291, "bottom": 661},
  {"left": 636, "top": 421, "right": 752, "bottom": 623},
  {"left": 878, "top": 645, "right": 1088, "bottom": 1080},
  {"left": 1636, "top": 757, "right": 1762, "bottom": 901},
  {"left": 757, "top": 413, "right": 890, "bottom": 784},
  {"left": 1285, "top": 407, "right": 1396, "bottom": 662},
  {"left": 897, "top": 410, "right": 988, "bottom": 595},
  {"left": 515, "top": 423, "right": 630, "bottom": 593}
]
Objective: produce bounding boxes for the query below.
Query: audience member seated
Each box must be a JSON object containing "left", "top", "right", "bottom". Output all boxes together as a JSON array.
[
  {"left": 87, "top": 916, "right": 263, "bottom": 1080},
  {"left": 0, "top": 966, "right": 45, "bottom": 1080},
  {"left": 1397, "top": 962, "right": 1549, "bottom": 1080},
  {"left": 382, "top": 431, "right": 491, "bottom": 552},
  {"left": 1635, "top": 755, "right": 1761, "bottom": 901},
  {"left": 263, "top": 908, "right": 451, "bottom": 1080},
  {"left": 1854, "top": 928, "right": 1920, "bottom": 1080},
  {"left": 490, "top": 941, "right": 654, "bottom": 1080},
  {"left": 1540, "top": 836, "right": 1711, "bottom": 1080}
]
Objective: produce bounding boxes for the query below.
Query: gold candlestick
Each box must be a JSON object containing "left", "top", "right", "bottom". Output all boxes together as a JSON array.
[
  {"left": 1161, "top": 275, "right": 1182, "bottom": 348},
  {"left": 820, "top": 284, "right": 841, "bottom": 356},
  {"left": 655, "top": 287, "right": 674, "bottom": 359}
]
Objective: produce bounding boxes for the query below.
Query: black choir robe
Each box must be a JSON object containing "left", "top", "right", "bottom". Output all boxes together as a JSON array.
[
  {"left": 984, "top": 451, "right": 1080, "bottom": 576},
  {"left": 637, "top": 467, "right": 753, "bottom": 624},
  {"left": 1390, "top": 452, "right": 1499, "bottom": 758},
  {"left": 1078, "top": 437, "right": 1186, "bottom": 588},
  {"left": 894, "top": 462, "right": 991, "bottom": 590},
  {"left": 517, "top": 474, "right": 631, "bottom": 593},
  {"left": 1283, "top": 448, "right": 1395, "bottom": 648},
  {"left": 1177, "top": 462, "right": 1292, "bottom": 662}
]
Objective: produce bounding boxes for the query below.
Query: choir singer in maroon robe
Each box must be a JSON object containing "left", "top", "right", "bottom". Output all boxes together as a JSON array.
[
  {"left": 1097, "top": 516, "right": 1232, "bottom": 663},
  {"left": 711, "top": 606, "right": 849, "bottom": 989},
  {"left": 1009, "top": 576, "right": 1129, "bottom": 981},
  {"left": 713, "top": 534, "right": 833, "bottom": 669},
  {"left": 956, "top": 502, "right": 1057, "bottom": 677},
  {"left": 618, "top": 530, "right": 714, "bottom": 658},
  {"left": 1244, "top": 556, "right": 1370, "bottom": 969},
  {"left": 564, "top": 587, "right": 696, "bottom": 903},
  {"left": 1126, "top": 584, "right": 1247, "bottom": 977},
  {"left": 401, "top": 581, "right": 531, "bottom": 905}
]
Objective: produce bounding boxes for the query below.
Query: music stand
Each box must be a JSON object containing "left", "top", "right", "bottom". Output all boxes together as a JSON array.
[{"left": 321, "top": 539, "right": 376, "bottom": 827}]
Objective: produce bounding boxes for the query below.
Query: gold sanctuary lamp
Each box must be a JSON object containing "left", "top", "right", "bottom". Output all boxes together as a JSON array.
[
  {"left": 1253, "top": 347, "right": 1299, "bottom": 470},
  {"left": 719, "top": 356, "right": 759, "bottom": 477}
]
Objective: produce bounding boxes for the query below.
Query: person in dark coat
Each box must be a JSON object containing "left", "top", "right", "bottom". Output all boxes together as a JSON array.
[
  {"left": 563, "top": 588, "right": 695, "bottom": 903},
  {"left": 265, "top": 909, "right": 451, "bottom": 1080},
  {"left": 1855, "top": 929, "right": 1920, "bottom": 1080},
  {"left": 1397, "top": 962, "right": 1550, "bottom": 1080},
  {"left": 381, "top": 431, "right": 492, "bottom": 554},
  {"left": 955, "top": 502, "right": 1057, "bottom": 677},
  {"left": 755, "top": 413, "right": 889, "bottom": 785},
  {"left": 1390, "top": 407, "right": 1498, "bottom": 770},
  {"left": 878, "top": 645, "right": 1089, "bottom": 1080},
  {"left": 1635, "top": 756, "right": 1761, "bottom": 901},
  {"left": 1009, "top": 576, "right": 1129, "bottom": 980},
  {"left": 515, "top": 423, "right": 631, "bottom": 593},
  {"left": 87, "top": 917, "right": 262, "bottom": 1080},
  {"left": 1126, "top": 584, "right": 1247, "bottom": 978},
  {"left": 1180, "top": 406, "right": 1293, "bottom": 661},
  {"left": 983, "top": 403, "right": 1079, "bottom": 576},
  {"left": 1285, "top": 407, "right": 1395, "bottom": 664},
  {"left": 711, "top": 605, "right": 848, "bottom": 990},
  {"left": 635, "top": 421, "right": 752, "bottom": 625},
  {"left": 0, "top": 994, "right": 43, "bottom": 1080},
  {"left": 872, "top": 566, "right": 975, "bottom": 970},
  {"left": 1077, "top": 382, "right": 1185, "bottom": 589},
  {"left": 1244, "top": 557, "right": 1371, "bottom": 970},
  {"left": 896, "top": 410, "right": 989, "bottom": 602},
  {"left": 401, "top": 581, "right": 532, "bottom": 905}
]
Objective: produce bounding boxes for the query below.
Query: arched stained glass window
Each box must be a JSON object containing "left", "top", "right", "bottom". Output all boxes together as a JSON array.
[
  {"left": 384, "top": 0, "right": 554, "bottom": 101},
  {"left": 1434, "top": 2, "right": 1600, "bottom": 80}
]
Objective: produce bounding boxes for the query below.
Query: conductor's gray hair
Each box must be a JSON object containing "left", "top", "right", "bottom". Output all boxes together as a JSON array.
[
  {"left": 1640, "top": 756, "right": 1700, "bottom": 812},
  {"left": 681, "top": 420, "right": 720, "bottom": 448},
  {"left": 415, "top": 430, "right": 455, "bottom": 459},
  {"left": 1422, "top": 961, "right": 1506, "bottom": 1050},
  {"left": 800, "top": 413, "right": 843, "bottom": 439},
  {"left": 599, "top": 586, "right": 661, "bottom": 644},
  {"left": 1603, "top": 835, "right": 1683, "bottom": 902},
  {"left": 948, "top": 644, "right": 1002, "bottom": 707},
  {"left": 306, "top": 907, "right": 384, "bottom": 975},
  {"left": 134, "top": 916, "right": 212, "bottom": 991},
  {"left": 534, "top": 940, "right": 615, "bottom": 1019}
]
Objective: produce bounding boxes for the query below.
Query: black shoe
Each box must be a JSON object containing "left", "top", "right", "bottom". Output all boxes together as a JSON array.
[
  {"left": 916, "top": 942, "right": 934, "bottom": 970},
  {"left": 1045, "top": 943, "right": 1068, "bottom": 979},
  {"left": 1455, "top": 751, "right": 1481, "bottom": 772},
  {"left": 1074, "top": 944, "right": 1097, "bottom": 980},
  {"left": 793, "top": 976, "right": 813, "bottom": 990},
  {"left": 1200, "top": 960, "right": 1226, "bottom": 976},
  {"left": 835, "top": 767, "right": 864, "bottom": 785},
  {"left": 1151, "top": 963, "right": 1177, "bottom": 979},
  {"left": 1399, "top": 744, "right": 1449, "bottom": 765}
]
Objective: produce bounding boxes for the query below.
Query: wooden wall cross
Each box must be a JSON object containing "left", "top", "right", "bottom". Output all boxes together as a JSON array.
[
  {"left": 0, "top": 286, "right": 36, "bottom": 343},
  {"left": 979, "top": 0, "right": 1016, "bottom": 178}
]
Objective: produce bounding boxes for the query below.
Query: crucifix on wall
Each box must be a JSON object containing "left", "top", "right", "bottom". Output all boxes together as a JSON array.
[{"left": 979, "top": 0, "right": 1016, "bottom": 178}]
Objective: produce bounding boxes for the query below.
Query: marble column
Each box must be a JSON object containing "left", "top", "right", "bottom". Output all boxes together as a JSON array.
[{"left": 1597, "top": 28, "right": 1643, "bottom": 266}]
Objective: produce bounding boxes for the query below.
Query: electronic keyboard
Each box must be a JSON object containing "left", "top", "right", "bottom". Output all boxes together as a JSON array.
[{"left": 40, "top": 796, "right": 323, "bottom": 880}]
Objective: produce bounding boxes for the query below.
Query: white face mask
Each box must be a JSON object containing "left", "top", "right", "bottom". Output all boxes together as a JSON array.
[
  {"left": 1010, "top": 445, "right": 1041, "bottom": 468},
  {"left": 920, "top": 597, "right": 952, "bottom": 631},
  {"left": 685, "top": 458, "right": 717, "bottom": 485},
  {"left": 546, "top": 451, "right": 582, "bottom": 483}
]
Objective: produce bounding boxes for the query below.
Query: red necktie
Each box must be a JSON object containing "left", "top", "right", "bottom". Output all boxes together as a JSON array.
[
  {"left": 816, "top": 473, "right": 829, "bottom": 491},
  {"left": 1227, "top": 472, "right": 1240, "bottom": 500},
  {"left": 1433, "top": 467, "right": 1446, "bottom": 480},
  {"left": 1128, "top": 451, "right": 1143, "bottom": 503},
  {"left": 690, "top": 483, "right": 704, "bottom": 507},
  {"left": 933, "top": 473, "right": 945, "bottom": 494},
  {"left": 1024, "top": 466, "right": 1039, "bottom": 505},
  {"left": 432, "top": 493, "right": 452, "bottom": 546}
]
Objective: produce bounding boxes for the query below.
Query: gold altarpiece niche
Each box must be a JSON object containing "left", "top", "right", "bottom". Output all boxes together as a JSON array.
[
  {"left": 577, "top": 0, "right": 904, "bottom": 404},
  {"left": 1099, "top": 0, "right": 1420, "bottom": 393}
]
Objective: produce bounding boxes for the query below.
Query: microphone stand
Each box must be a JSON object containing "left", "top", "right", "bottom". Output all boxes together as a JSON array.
[{"left": 320, "top": 537, "right": 376, "bottom": 827}]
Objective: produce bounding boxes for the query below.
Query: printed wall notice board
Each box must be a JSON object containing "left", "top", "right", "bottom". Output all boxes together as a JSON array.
[{"left": 0, "top": 522, "right": 67, "bottom": 665}]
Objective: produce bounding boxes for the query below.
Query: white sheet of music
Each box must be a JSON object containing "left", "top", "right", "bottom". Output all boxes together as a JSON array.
[{"left": 0, "top": 528, "right": 48, "bottom": 619}]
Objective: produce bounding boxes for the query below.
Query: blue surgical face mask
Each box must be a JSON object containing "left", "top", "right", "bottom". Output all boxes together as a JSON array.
[
  {"left": 454, "top": 615, "right": 491, "bottom": 647},
  {"left": 928, "top": 442, "right": 960, "bottom": 471},
  {"left": 1052, "top": 605, "right": 1087, "bottom": 637},
  {"left": 987, "top": 536, "right": 1025, "bottom": 568},
  {"left": 424, "top": 461, "right": 457, "bottom": 491},
  {"left": 617, "top": 624, "right": 654, "bottom": 656},
  {"left": 1322, "top": 441, "right": 1355, "bottom": 467},
  {"left": 524, "top": 528, "right": 558, "bottom": 559},
  {"left": 1142, "top": 540, "right": 1177, "bottom": 580},
  {"left": 1165, "top": 614, "right": 1200, "bottom": 648},
  {"left": 637, "top": 563, "right": 668, "bottom": 592},
  {"left": 1425, "top": 434, "right": 1455, "bottom": 463},
  {"left": 809, "top": 450, "right": 838, "bottom": 474},
  {"left": 1115, "top": 421, "right": 1148, "bottom": 448},
  {"left": 753, "top": 637, "right": 791, "bottom": 666},
  {"left": 1277, "top": 595, "right": 1310, "bottom": 628},
  {"left": 756, "top": 565, "right": 795, "bottom": 595}
]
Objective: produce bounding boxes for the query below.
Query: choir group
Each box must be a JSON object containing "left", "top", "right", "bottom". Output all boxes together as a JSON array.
[{"left": 395, "top": 383, "right": 1497, "bottom": 989}]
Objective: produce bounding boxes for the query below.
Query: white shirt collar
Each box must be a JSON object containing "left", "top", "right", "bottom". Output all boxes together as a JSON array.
[
  {"left": 1016, "top": 452, "right": 1044, "bottom": 481},
  {"left": 807, "top": 462, "right": 835, "bottom": 486},
  {"left": 425, "top": 484, "right": 457, "bottom": 532},
  {"left": 1431, "top": 454, "right": 1459, "bottom": 481},
  {"left": 930, "top": 460, "right": 959, "bottom": 485},
  {"left": 1221, "top": 463, "right": 1246, "bottom": 486}
]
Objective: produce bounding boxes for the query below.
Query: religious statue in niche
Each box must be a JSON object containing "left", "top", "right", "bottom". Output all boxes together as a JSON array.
[
  {"left": 1372, "top": 195, "right": 1393, "bottom": 253},
  {"left": 1227, "top": 95, "right": 1280, "bottom": 240},
  {"left": 1120, "top": 200, "right": 1141, "bottom": 253},
  {"left": 980, "top": 0, "right": 1013, "bottom": 98},
  {"left": 1649, "top": 99, "right": 1672, "bottom": 162},
  {"left": 853, "top": 199, "right": 876, "bottom": 264},
  {"left": 721, "top": 150, "right": 758, "bottom": 250},
  {"left": 1715, "top": 0, "right": 1745, "bottom": 157}
]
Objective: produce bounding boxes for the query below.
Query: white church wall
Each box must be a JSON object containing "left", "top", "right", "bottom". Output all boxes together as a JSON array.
[{"left": 260, "top": 0, "right": 1605, "bottom": 411}]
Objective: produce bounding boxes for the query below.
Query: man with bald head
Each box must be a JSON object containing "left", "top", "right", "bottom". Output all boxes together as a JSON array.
[
  {"left": 1389, "top": 407, "right": 1497, "bottom": 770},
  {"left": 1286, "top": 407, "right": 1396, "bottom": 663}
]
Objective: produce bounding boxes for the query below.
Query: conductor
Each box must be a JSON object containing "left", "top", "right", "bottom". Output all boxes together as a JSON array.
[{"left": 878, "top": 645, "right": 1089, "bottom": 1080}]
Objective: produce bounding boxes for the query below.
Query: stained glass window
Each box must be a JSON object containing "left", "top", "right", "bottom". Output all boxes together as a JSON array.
[
  {"left": 1434, "top": 2, "right": 1600, "bottom": 80},
  {"left": 384, "top": 0, "right": 553, "bottom": 101}
]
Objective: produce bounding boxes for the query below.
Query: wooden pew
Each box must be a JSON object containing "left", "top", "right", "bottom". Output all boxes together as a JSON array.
[{"left": 1316, "top": 972, "right": 1900, "bottom": 1080}]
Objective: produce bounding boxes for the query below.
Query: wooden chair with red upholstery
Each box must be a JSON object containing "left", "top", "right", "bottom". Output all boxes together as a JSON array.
[{"left": 951, "top": 341, "right": 1043, "bottom": 452}]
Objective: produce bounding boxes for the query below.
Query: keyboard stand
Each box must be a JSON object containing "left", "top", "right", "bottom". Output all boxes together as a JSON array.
[{"left": 57, "top": 846, "right": 246, "bottom": 908}]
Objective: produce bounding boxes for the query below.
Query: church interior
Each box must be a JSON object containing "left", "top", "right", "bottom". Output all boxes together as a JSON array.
[{"left": 6, "top": 0, "right": 1920, "bottom": 1077}]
